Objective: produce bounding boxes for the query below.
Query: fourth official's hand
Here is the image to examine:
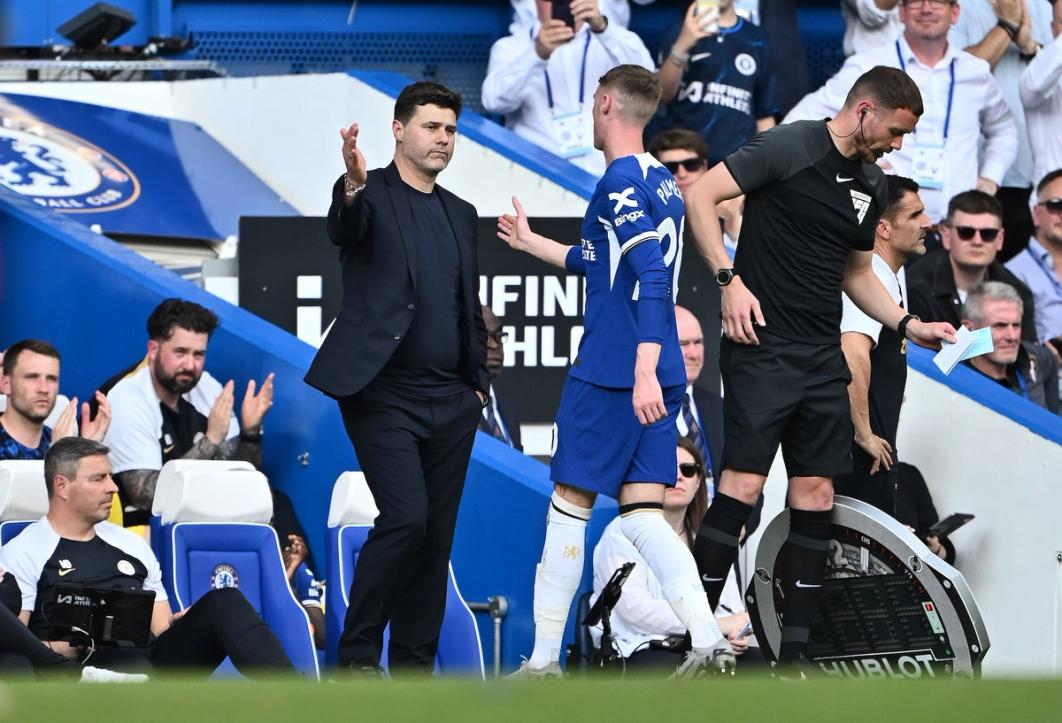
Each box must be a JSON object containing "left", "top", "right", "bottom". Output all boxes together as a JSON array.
[
  {"left": 721, "top": 276, "right": 766, "bottom": 345},
  {"left": 906, "top": 319, "right": 957, "bottom": 351}
]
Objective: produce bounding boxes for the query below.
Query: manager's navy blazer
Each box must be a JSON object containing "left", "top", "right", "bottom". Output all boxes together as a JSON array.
[{"left": 305, "top": 162, "right": 490, "bottom": 398}]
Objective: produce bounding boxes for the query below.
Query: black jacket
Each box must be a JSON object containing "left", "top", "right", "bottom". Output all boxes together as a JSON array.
[
  {"left": 479, "top": 385, "right": 523, "bottom": 452},
  {"left": 964, "top": 341, "right": 1060, "bottom": 415},
  {"left": 906, "top": 250, "right": 1037, "bottom": 343},
  {"left": 304, "top": 163, "right": 489, "bottom": 398}
]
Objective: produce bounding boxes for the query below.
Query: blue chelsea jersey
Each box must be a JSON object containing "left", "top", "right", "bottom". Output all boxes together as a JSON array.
[{"left": 564, "top": 153, "right": 687, "bottom": 390}]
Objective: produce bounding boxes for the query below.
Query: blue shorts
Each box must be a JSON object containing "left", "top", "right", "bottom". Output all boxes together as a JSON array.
[{"left": 549, "top": 377, "right": 683, "bottom": 499}]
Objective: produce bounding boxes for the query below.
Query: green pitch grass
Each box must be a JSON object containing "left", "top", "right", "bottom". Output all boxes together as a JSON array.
[{"left": 3, "top": 677, "right": 1062, "bottom": 722}]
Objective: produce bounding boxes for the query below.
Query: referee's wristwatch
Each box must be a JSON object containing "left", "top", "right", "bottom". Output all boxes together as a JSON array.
[
  {"left": 715, "top": 268, "right": 736, "bottom": 287},
  {"left": 897, "top": 313, "right": 920, "bottom": 338}
]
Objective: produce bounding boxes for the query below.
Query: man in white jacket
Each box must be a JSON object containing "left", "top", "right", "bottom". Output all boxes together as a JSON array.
[
  {"left": 784, "top": 0, "right": 1017, "bottom": 225},
  {"left": 1020, "top": 0, "right": 1062, "bottom": 192},
  {"left": 482, "top": 0, "right": 654, "bottom": 175}
]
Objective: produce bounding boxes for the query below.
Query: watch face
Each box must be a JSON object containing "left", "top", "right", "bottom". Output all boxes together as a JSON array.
[{"left": 716, "top": 269, "right": 733, "bottom": 285}]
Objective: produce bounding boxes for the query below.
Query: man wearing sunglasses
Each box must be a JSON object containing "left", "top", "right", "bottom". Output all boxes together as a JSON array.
[
  {"left": 1006, "top": 170, "right": 1062, "bottom": 359},
  {"left": 907, "top": 190, "right": 1037, "bottom": 341}
]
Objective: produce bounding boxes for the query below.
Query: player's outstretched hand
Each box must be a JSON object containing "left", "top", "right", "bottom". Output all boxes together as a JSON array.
[
  {"left": 632, "top": 375, "right": 666, "bottom": 426},
  {"left": 906, "top": 319, "right": 957, "bottom": 351},
  {"left": 497, "top": 196, "right": 536, "bottom": 254},
  {"left": 721, "top": 276, "right": 765, "bottom": 345}
]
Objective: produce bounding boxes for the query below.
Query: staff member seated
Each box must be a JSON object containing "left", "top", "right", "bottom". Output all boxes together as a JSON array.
[
  {"left": 0, "top": 437, "right": 295, "bottom": 677},
  {"left": 589, "top": 438, "right": 751, "bottom": 672}
]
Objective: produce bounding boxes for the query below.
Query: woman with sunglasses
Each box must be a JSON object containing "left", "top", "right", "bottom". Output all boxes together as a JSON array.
[{"left": 588, "top": 437, "right": 752, "bottom": 672}]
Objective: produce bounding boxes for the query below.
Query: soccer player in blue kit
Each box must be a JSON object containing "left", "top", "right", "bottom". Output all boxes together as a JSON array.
[{"left": 498, "top": 64, "right": 732, "bottom": 678}]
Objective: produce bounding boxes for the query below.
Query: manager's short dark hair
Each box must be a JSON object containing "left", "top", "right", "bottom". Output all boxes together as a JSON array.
[
  {"left": 147, "top": 299, "right": 219, "bottom": 342},
  {"left": 945, "top": 190, "right": 1003, "bottom": 225},
  {"left": 844, "top": 66, "right": 924, "bottom": 117},
  {"left": 883, "top": 175, "right": 920, "bottom": 221},
  {"left": 394, "top": 81, "right": 462, "bottom": 124},
  {"left": 2, "top": 339, "right": 60, "bottom": 376},
  {"left": 648, "top": 129, "right": 710, "bottom": 162},
  {"left": 44, "top": 437, "right": 110, "bottom": 497}
]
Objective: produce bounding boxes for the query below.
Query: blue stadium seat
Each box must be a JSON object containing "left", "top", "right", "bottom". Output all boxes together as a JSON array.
[
  {"left": 326, "top": 472, "right": 485, "bottom": 677},
  {"left": 0, "top": 460, "right": 47, "bottom": 546},
  {"left": 154, "top": 462, "right": 319, "bottom": 679}
]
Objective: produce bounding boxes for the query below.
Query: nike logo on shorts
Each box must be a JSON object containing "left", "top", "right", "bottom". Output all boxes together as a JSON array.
[
  {"left": 835, "top": 174, "right": 854, "bottom": 183},
  {"left": 794, "top": 580, "right": 821, "bottom": 589},
  {"left": 691, "top": 53, "right": 713, "bottom": 62}
]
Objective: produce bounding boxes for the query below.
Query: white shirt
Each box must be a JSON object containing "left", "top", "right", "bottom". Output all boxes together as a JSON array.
[
  {"left": 508, "top": 0, "right": 656, "bottom": 32},
  {"left": 481, "top": 21, "right": 653, "bottom": 176},
  {"left": 841, "top": 254, "right": 907, "bottom": 344},
  {"left": 949, "top": 0, "right": 1054, "bottom": 188},
  {"left": 841, "top": 0, "right": 902, "bottom": 57},
  {"left": 588, "top": 518, "right": 745, "bottom": 657},
  {"left": 104, "top": 365, "right": 239, "bottom": 474},
  {"left": 783, "top": 32, "right": 1018, "bottom": 223},
  {"left": 0, "top": 517, "right": 167, "bottom": 612},
  {"left": 1020, "top": 32, "right": 1062, "bottom": 191}
]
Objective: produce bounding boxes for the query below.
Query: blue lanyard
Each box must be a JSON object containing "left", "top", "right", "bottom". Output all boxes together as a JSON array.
[
  {"left": 1014, "top": 368, "right": 1029, "bottom": 399},
  {"left": 896, "top": 41, "right": 956, "bottom": 140},
  {"left": 540, "top": 29, "right": 591, "bottom": 111},
  {"left": 1025, "top": 246, "right": 1062, "bottom": 297}
]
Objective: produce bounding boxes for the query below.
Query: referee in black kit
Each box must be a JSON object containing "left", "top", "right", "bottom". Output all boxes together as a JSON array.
[{"left": 683, "top": 66, "right": 956, "bottom": 669}]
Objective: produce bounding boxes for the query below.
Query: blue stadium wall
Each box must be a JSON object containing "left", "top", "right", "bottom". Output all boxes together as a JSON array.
[{"left": 0, "top": 189, "right": 616, "bottom": 672}]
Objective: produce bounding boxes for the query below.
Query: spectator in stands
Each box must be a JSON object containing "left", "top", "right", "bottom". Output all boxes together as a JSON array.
[
  {"left": 648, "top": 130, "right": 742, "bottom": 249},
  {"left": 949, "top": 0, "right": 1053, "bottom": 261},
  {"left": 589, "top": 438, "right": 750, "bottom": 670},
  {"left": 0, "top": 340, "right": 111, "bottom": 461},
  {"left": 0, "top": 437, "right": 295, "bottom": 677},
  {"left": 653, "top": 0, "right": 778, "bottom": 169},
  {"left": 1007, "top": 170, "right": 1062, "bottom": 356},
  {"left": 511, "top": 0, "right": 656, "bottom": 30},
  {"left": 1020, "top": 0, "right": 1062, "bottom": 194},
  {"left": 894, "top": 462, "right": 956, "bottom": 564},
  {"left": 783, "top": 0, "right": 1018, "bottom": 226},
  {"left": 961, "top": 281, "right": 1060, "bottom": 412},
  {"left": 841, "top": 0, "right": 902, "bottom": 56},
  {"left": 833, "top": 176, "right": 931, "bottom": 514},
  {"left": 907, "top": 190, "right": 1037, "bottom": 340},
  {"left": 101, "top": 299, "right": 319, "bottom": 602},
  {"left": 480, "top": 305, "right": 523, "bottom": 450},
  {"left": 482, "top": 0, "right": 653, "bottom": 175}
]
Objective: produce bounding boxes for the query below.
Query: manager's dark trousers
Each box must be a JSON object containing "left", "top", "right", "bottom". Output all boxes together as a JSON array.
[{"left": 337, "top": 381, "right": 481, "bottom": 672}]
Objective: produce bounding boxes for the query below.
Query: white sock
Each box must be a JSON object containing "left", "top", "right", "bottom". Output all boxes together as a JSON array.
[
  {"left": 528, "top": 492, "right": 592, "bottom": 668},
  {"left": 619, "top": 508, "right": 724, "bottom": 650}
]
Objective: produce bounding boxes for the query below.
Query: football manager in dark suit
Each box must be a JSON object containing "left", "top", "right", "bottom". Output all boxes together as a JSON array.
[{"left": 305, "top": 81, "right": 489, "bottom": 676}]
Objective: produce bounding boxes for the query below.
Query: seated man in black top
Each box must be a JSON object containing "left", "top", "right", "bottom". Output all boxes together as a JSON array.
[
  {"left": 961, "top": 281, "right": 1060, "bottom": 414},
  {"left": 907, "top": 190, "right": 1037, "bottom": 342},
  {"left": 0, "top": 437, "right": 293, "bottom": 677}
]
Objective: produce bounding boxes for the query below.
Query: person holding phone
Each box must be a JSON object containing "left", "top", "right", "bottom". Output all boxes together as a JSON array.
[
  {"left": 482, "top": 0, "right": 653, "bottom": 175},
  {"left": 588, "top": 438, "right": 753, "bottom": 671}
]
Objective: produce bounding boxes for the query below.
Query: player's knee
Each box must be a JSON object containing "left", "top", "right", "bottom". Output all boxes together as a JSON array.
[
  {"left": 789, "top": 477, "right": 834, "bottom": 511},
  {"left": 553, "top": 482, "right": 595, "bottom": 510},
  {"left": 720, "top": 470, "right": 766, "bottom": 504}
]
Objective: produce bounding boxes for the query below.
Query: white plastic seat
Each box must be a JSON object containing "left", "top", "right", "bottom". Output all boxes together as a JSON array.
[
  {"left": 153, "top": 460, "right": 270, "bottom": 524},
  {"left": 0, "top": 460, "right": 48, "bottom": 521}
]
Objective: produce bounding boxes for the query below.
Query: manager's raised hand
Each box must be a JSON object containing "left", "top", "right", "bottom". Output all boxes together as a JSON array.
[{"left": 340, "top": 122, "right": 367, "bottom": 205}]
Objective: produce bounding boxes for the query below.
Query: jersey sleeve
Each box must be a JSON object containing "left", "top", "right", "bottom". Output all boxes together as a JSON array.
[
  {"left": 723, "top": 124, "right": 806, "bottom": 194},
  {"left": 0, "top": 522, "right": 53, "bottom": 614},
  {"left": 104, "top": 378, "right": 164, "bottom": 474},
  {"left": 565, "top": 245, "right": 587, "bottom": 275},
  {"left": 840, "top": 291, "right": 883, "bottom": 346},
  {"left": 602, "top": 169, "right": 672, "bottom": 345}
]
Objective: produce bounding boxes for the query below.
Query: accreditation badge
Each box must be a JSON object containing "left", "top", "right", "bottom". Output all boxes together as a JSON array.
[
  {"left": 911, "top": 141, "right": 946, "bottom": 190},
  {"left": 552, "top": 109, "right": 593, "bottom": 159}
]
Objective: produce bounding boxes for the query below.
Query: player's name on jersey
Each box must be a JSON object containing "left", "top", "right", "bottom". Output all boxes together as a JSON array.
[{"left": 679, "top": 81, "right": 753, "bottom": 113}]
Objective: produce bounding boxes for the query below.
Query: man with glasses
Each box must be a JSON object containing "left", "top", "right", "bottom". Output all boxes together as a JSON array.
[
  {"left": 907, "top": 189, "right": 1037, "bottom": 340},
  {"left": 1006, "top": 169, "right": 1062, "bottom": 358},
  {"left": 479, "top": 305, "right": 523, "bottom": 450},
  {"left": 653, "top": 0, "right": 779, "bottom": 168},
  {"left": 784, "top": 0, "right": 1017, "bottom": 226}
]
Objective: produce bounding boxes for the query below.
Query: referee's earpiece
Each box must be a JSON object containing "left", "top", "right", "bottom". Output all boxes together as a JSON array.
[{"left": 860, "top": 108, "right": 868, "bottom": 118}]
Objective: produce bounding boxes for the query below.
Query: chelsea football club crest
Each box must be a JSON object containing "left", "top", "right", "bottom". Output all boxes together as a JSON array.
[
  {"left": 0, "top": 111, "right": 139, "bottom": 213},
  {"left": 210, "top": 563, "right": 240, "bottom": 590}
]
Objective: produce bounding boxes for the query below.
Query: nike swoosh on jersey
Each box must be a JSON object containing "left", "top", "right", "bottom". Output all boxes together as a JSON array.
[
  {"left": 835, "top": 174, "right": 854, "bottom": 183},
  {"left": 690, "top": 52, "right": 713, "bottom": 62},
  {"left": 794, "top": 580, "right": 821, "bottom": 588},
  {"left": 701, "top": 574, "right": 725, "bottom": 582},
  {"left": 57, "top": 568, "right": 77, "bottom": 577}
]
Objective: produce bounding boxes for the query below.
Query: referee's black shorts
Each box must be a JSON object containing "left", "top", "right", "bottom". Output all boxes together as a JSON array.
[{"left": 720, "top": 333, "right": 853, "bottom": 478}]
